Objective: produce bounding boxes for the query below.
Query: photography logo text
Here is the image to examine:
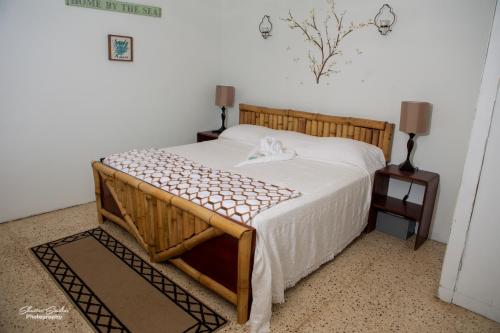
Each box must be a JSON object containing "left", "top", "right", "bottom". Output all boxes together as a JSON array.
[{"left": 19, "top": 305, "right": 69, "bottom": 320}]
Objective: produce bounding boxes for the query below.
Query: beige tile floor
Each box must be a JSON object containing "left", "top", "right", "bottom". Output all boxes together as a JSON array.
[{"left": 1, "top": 203, "right": 499, "bottom": 333}]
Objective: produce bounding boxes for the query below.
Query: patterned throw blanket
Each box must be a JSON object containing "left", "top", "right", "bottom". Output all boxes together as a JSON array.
[{"left": 103, "top": 149, "right": 300, "bottom": 224}]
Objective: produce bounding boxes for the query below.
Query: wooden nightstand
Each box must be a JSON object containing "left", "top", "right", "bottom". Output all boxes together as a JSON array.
[
  {"left": 366, "top": 165, "right": 439, "bottom": 250},
  {"left": 197, "top": 130, "right": 220, "bottom": 143}
]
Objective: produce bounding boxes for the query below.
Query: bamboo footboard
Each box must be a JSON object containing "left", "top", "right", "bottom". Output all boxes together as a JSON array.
[{"left": 92, "top": 161, "right": 255, "bottom": 324}]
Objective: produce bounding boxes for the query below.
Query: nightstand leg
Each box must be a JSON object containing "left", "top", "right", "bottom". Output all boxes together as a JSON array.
[
  {"left": 367, "top": 172, "right": 388, "bottom": 233},
  {"left": 414, "top": 178, "right": 439, "bottom": 250},
  {"left": 365, "top": 207, "right": 377, "bottom": 233}
]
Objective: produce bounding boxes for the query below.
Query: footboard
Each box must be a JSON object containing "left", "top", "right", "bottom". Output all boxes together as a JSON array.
[{"left": 92, "top": 161, "right": 255, "bottom": 324}]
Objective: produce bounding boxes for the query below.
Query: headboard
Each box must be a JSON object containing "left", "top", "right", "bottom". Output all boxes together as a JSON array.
[{"left": 239, "top": 103, "right": 395, "bottom": 162}]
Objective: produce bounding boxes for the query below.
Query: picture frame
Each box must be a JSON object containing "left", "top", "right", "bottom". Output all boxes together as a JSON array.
[{"left": 108, "top": 34, "right": 133, "bottom": 62}]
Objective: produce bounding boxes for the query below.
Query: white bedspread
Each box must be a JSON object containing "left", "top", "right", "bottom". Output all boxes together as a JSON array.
[{"left": 163, "top": 138, "right": 373, "bottom": 333}]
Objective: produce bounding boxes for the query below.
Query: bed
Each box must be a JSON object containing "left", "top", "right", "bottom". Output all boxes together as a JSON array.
[{"left": 91, "top": 104, "right": 394, "bottom": 332}]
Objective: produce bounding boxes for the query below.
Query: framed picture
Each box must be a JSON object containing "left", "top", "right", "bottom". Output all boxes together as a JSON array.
[{"left": 108, "top": 35, "right": 133, "bottom": 61}]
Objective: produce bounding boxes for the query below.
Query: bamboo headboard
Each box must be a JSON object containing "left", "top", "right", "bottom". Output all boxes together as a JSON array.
[{"left": 239, "top": 104, "right": 395, "bottom": 162}]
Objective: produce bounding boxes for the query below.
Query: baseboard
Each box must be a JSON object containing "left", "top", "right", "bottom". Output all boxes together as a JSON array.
[
  {"left": 438, "top": 286, "right": 454, "bottom": 303},
  {"left": 0, "top": 201, "right": 95, "bottom": 224},
  {"left": 452, "top": 291, "right": 500, "bottom": 323}
]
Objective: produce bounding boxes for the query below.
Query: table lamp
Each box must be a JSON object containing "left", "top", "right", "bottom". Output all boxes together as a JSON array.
[
  {"left": 399, "top": 101, "right": 431, "bottom": 173},
  {"left": 215, "top": 85, "right": 235, "bottom": 133}
]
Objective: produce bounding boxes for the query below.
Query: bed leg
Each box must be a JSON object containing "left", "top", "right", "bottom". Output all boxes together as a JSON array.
[
  {"left": 237, "top": 230, "right": 252, "bottom": 324},
  {"left": 92, "top": 163, "right": 104, "bottom": 224}
]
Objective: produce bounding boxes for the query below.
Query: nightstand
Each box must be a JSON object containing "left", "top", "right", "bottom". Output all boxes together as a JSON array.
[
  {"left": 366, "top": 165, "right": 439, "bottom": 250},
  {"left": 197, "top": 130, "right": 220, "bottom": 143}
]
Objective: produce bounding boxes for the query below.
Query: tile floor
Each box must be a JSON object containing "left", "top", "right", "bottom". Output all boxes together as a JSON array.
[{"left": 1, "top": 203, "right": 499, "bottom": 332}]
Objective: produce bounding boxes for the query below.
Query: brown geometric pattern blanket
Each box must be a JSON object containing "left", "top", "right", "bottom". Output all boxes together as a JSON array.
[{"left": 103, "top": 149, "right": 300, "bottom": 224}]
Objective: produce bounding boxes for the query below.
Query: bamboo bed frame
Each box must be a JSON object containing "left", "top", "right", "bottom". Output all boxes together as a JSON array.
[{"left": 92, "top": 103, "right": 394, "bottom": 324}]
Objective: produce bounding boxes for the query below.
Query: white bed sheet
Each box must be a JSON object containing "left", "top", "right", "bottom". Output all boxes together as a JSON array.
[{"left": 164, "top": 138, "right": 372, "bottom": 333}]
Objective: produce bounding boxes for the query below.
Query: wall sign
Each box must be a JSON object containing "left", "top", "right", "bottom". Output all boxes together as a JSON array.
[{"left": 65, "top": 0, "right": 161, "bottom": 18}]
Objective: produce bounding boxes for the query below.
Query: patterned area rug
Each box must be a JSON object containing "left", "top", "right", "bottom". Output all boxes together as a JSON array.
[{"left": 31, "top": 228, "right": 226, "bottom": 332}]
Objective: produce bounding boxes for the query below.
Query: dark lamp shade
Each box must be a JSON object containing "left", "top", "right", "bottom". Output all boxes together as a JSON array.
[
  {"left": 399, "top": 101, "right": 431, "bottom": 134},
  {"left": 215, "top": 85, "right": 235, "bottom": 107}
]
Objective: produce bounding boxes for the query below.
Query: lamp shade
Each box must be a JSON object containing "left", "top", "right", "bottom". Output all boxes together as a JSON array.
[
  {"left": 399, "top": 101, "right": 431, "bottom": 134},
  {"left": 215, "top": 85, "right": 235, "bottom": 107}
]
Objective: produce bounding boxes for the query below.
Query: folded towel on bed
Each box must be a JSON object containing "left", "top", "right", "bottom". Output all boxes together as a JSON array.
[{"left": 235, "top": 136, "right": 296, "bottom": 167}]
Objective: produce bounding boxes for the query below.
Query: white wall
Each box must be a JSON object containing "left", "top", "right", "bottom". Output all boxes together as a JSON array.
[
  {"left": 0, "top": 0, "right": 496, "bottom": 245},
  {"left": 0, "top": 0, "right": 221, "bottom": 222},
  {"left": 439, "top": 1, "right": 500, "bottom": 322},
  {"left": 216, "top": 0, "right": 495, "bottom": 243}
]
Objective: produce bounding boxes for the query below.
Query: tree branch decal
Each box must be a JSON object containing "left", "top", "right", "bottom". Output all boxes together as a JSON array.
[{"left": 284, "top": 0, "right": 372, "bottom": 84}]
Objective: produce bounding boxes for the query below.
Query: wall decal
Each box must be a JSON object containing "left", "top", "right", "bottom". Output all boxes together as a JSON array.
[
  {"left": 65, "top": 0, "right": 161, "bottom": 18},
  {"left": 284, "top": 0, "right": 372, "bottom": 84},
  {"left": 108, "top": 35, "right": 133, "bottom": 61}
]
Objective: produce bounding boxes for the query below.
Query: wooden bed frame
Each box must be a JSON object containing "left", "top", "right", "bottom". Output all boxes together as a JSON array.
[{"left": 91, "top": 103, "right": 394, "bottom": 324}]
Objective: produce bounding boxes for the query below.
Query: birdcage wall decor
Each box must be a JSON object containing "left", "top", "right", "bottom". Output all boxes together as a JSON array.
[
  {"left": 259, "top": 15, "right": 273, "bottom": 39},
  {"left": 374, "top": 4, "right": 396, "bottom": 35}
]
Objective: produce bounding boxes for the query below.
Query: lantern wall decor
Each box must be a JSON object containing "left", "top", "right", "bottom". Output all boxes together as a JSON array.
[
  {"left": 374, "top": 4, "right": 396, "bottom": 35},
  {"left": 259, "top": 15, "right": 273, "bottom": 39}
]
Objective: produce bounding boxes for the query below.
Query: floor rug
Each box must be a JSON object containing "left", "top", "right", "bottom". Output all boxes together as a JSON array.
[{"left": 31, "top": 228, "right": 227, "bottom": 333}]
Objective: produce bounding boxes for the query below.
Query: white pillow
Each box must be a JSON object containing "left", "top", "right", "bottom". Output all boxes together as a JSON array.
[
  {"left": 273, "top": 130, "right": 386, "bottom": 174},
  {"left": 219, "top": 124, "right": 277, "bottom": 145}
]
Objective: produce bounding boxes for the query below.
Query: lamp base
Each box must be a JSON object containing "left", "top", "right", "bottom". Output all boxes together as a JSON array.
[
  {"left": 399, "top": 133, "right": 416, "bottom": 173},
  {"left": 399, "top": 160, "right": 415, "bottom": 173},
  {"left": 215, "top": 106, "right": 226, "bottom": 133}
]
